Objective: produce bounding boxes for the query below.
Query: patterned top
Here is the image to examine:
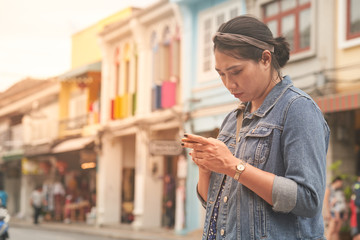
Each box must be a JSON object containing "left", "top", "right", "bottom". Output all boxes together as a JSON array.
[{"left": 207, "top": 177, "right": 226, "bottom": 240}]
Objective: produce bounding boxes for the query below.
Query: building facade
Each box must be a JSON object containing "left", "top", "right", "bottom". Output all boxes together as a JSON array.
[
  {"left": 0, "top": 79, "right": 59, "bottom": 219},
  {"left": 98, "top": 0, "right": 184, "bottom": 230},
  {"left": 173, "top": 0, "right": 247, "bottom": 233},
  {"left": 173, "top": 0, "right": 340, "bottom": 233},
  {"left": 314, "top": 0, "right": 360, "bottom": 181},
  {"left": 51, "top": 7, "right": 139, "bottom": 225}
]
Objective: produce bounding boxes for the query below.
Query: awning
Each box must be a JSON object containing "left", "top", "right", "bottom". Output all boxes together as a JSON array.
[
  {"left": 1, "top": 149, "right": 24, "bottom": 162},
  {"left": 58, "top": 61, "right": 101, "bottom": 81},
  {"left": 315, "top": 92, "right": 360, "bottom": 113},
  {"left": 24, "top": 143, "right": 52, "bottom": 157},
  {"left": 51, "top": 137, "right": 94, "bottom": 154}
]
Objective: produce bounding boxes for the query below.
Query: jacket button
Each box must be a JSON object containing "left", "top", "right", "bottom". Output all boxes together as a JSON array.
[
  {"left": 220, "top": 229, "right": 225, "bottom": 236},
  {"left": 223, "top": 196, "right": 228, "bottom": 203}
]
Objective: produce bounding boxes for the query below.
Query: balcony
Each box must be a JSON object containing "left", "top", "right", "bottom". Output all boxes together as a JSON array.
[
  {"left": 59, "top": 114, "right": 89, "bottom": 136},
  {"left": 0, "top": 126, "right": 24, "bottom": 162}
]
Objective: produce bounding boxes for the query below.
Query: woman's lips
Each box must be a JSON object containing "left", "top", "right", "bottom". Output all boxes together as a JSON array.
[{"left": 233, "top": 93, "right": 243, "bottom": 98}]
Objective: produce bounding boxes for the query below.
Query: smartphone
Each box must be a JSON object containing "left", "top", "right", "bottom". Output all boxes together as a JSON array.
[{"left": 181, "top": 137, "right": 200, "bottom": 144}]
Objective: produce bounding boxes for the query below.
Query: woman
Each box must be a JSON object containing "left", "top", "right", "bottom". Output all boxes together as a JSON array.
[
  {"left": 182, "top": 15, "right": 330, "bottom": 239},
  {"left": 324, "top": 177, "right": 348, "bottom": 240}
]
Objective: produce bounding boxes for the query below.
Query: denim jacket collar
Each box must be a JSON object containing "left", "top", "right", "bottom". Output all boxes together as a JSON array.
[{"left": 243, "top": 75, "right": 293, "bottom": 118}]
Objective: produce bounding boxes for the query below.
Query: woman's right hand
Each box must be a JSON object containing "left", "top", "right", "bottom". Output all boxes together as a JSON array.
[
  {"left": 189, "top": 150, "right": 212, "bottom": 175},
  {"left": 182, "top": 135, "right": 212, "bottom": 175}
]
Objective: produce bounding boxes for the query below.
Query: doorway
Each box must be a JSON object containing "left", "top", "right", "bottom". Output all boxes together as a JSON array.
[
  {"left": 162, "top": 156, "right": 177, "bottom": 228},
  {"left": 120, "top": 135, "right": 136, "bottom": 223}
]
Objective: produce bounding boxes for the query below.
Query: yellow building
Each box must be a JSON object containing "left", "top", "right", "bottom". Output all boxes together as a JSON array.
[
  {"left": 58, "top": 7, "right": 140, "bottom": 138},
  {"left": 49, "top": 7, "right": 140, "bottom": 224},
  {"left": 71, "top": 7, "right": 138, "bottom": 69}
]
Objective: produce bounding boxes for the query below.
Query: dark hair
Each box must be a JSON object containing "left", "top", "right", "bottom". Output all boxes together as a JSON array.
[
  {"left": 332, "top": 176, "right": 343, "bottom": 183},
  {"left": 213, "top": 15, "right": 290, "bottom": 78}
]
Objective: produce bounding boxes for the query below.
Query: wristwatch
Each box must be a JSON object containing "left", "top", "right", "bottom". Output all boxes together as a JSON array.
[{"left": 233, "top": 160, "right": 247, "bottom": 181}]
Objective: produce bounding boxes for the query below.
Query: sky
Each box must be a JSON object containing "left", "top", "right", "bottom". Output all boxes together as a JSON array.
[{"left": 0, "top": 0, "right": 159, "bottom": 92}]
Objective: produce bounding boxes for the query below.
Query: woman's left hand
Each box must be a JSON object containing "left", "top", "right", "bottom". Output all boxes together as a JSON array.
[{"left": 182, "top": 133, "right": 237, "bottom": 175}]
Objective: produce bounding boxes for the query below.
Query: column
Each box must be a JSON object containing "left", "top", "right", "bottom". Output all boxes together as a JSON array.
[{"left": 96, "top": 134, "right": 122, "bottom": 225}]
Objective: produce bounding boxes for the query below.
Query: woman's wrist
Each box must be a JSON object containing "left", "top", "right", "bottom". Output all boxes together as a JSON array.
[
  {"left": 199, "top": 167, "right": 211, "bottom": 176},
  {"left": 225, "top": 155, "right": 242, "bottom": 178}
]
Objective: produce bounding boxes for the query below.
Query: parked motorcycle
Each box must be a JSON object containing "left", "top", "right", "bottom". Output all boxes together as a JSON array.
[{"left": 0, "top": 206, "right": 9, "bottom": 240}]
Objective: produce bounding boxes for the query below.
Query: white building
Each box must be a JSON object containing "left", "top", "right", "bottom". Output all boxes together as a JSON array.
[
  {"left": 97, "top": 0, "right": 184, "bottom": 229},
  {"left": 0, "top": 79, "right": 59, "bottom": 218}
]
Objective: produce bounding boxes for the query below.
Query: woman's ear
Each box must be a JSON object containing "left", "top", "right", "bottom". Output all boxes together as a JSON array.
[{"left": 260, "top": 50, "right": 272, "bottom": 68}]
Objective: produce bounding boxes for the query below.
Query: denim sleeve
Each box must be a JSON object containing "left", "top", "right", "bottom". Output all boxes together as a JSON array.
[
  {"left": 196, "top": 184, "right": 207, "bottom": 209},
  {"left": 274, "top": 96, "right": 329, "bottom": 218}
]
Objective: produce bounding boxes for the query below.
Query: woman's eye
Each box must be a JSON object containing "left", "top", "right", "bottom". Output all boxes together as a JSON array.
[{"left": 231, "top": 71, "right": 240, "bottom": 75}]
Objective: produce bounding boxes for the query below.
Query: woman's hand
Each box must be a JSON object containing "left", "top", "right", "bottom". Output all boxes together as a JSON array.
[{"left": 182, "top": 133, "right": 237, "bottom": 176}]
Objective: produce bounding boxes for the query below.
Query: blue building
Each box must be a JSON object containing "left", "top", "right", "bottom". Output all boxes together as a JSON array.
[{"left": 172, "top": 0, "right": 246, "bottom": 234}]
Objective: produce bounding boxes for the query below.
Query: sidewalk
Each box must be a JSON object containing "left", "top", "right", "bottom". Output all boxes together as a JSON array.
[{"left": 10, "top": 218, "right": 203, "bottom": 240}]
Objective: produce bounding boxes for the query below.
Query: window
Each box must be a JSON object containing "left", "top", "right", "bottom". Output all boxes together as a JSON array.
[
  {"left": 151, "top": 32, "right": 160, "bottom": 85},
  {"left": 339, "top": 0, "right": 360, "bottom": 48},
  {"left": 149, "top": 24, "right": 180, "bottom": 111},
  {"left": 69, "top": 90, "right": 87, "bottom": 129},
  {"left": 114, "top": 47, "right": 121, "bottom": 96},
  {"left": 172, "top": 26, "right": 181, "bottom": 79},
  {"left": 347, "top": 0, "right": 360, "bottom": 40},
  {"left": 124, "top": 43, "right": 131, "bottom": 94},
  {"left": 161, "top": 26, "right": 171, "bottom": 82},
  {"left": 262, "top": 0, "right": 311, "bottom": 54},
  {"left": 198, "top": 1, "right": 242, "bottom": 82}
]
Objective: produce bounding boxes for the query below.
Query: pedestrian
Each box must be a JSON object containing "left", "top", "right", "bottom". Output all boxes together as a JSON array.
[
  {"left": 0, "top": 203, "right": 10, "bottom": 239},
  {"left": 324, "top": 176, "right": 348, "bottom": 240},
  {"left": 350, "top": 194, "right": 360, "bottom": 240},
  {"left": 351, "top": 176, "right": 360, "bottom": 240},
  {"left": 181, "top": 15, "right": 330, "bottom": 239},
  {"left": 163, "top": 174, "right": 175, "bottom": 228},
  {"left": 0, "top": 188, "right": 8, "bottom": 209},
  {"left": 30, "top": 185, "right": 45, "bottom": 224}
]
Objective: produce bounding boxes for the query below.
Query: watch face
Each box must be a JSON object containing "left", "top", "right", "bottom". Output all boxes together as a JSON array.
[{"left": 237, "top": 164, "right": 245, "bottom": 171}]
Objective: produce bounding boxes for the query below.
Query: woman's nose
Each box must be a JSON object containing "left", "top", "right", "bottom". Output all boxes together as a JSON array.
[{"left": 224, "top": 77, "right": 236, "bottom": 90}]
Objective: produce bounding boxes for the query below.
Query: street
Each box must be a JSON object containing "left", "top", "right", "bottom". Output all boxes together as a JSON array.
[{"left": 9, "top": 226, "right": 118, "bottom": 240}]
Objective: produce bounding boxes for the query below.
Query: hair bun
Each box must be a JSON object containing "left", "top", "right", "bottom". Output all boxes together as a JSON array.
[{"left": 274, "top": 36, "right": 290, "bottom": 68}]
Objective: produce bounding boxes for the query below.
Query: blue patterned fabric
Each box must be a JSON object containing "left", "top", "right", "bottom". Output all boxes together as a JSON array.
[{"left": 207, "top": 178, "right": 226, "bottom": 240}]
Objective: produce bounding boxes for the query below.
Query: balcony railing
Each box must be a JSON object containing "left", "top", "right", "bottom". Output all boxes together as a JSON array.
[
  {"left": 0, "top": 128, "right": 23, "bottom": 152},
  {"left": 59, "top": 114, "right": 89, "bottom": 131}
]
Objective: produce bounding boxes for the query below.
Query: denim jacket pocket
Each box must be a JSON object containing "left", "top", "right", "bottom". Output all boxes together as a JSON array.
[
  {"left": 217, "top": 131, "right": 236, "bottom": 154},
  {"left": 245, "top": 126, "right": 273, "bottom": 164},
  {"left": 255, "top": 195, "right": 269, "bottom": 238}
]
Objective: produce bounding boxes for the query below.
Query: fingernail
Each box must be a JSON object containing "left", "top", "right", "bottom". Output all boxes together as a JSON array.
[
  {"left": 181, "top": 143, "right": 184, "bottom": 146},
  {"left": 184, "top": 134, "right": 188, "bottom": 137}
]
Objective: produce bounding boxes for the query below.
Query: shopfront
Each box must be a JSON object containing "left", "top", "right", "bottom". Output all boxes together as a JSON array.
[
  {"left": 120, "top": 135, "right": 136, "bottom": 224},
  {"left": 149, "top": 127, "right": 183, "bottom": 229},
  {"left": 0, "top": 154, "right": 21, "bottom": 216},
  {"left": 315, "top": 93, "right": 360, "bottom": 181},
  {"left": 50, "top": 137, "right": 97, "bottom": 223}
]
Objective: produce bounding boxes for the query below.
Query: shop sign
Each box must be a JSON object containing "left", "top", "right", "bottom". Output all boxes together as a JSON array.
[
  {"left": 80, "top": 149, "right": 96, "bottom": 169},
  {"left": 24, "top": 143, "right": 51, "bottom": 156},
  {"left": 22, "top": 158, "right": 40, "bottom": 175},
  {"left": 149, "top": 140, "right": 182, "bottom": 156}
]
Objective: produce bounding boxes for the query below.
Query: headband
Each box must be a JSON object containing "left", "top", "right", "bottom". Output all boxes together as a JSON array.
[{"left": 213, "top": 32, "right": 274, "bottom": 53}]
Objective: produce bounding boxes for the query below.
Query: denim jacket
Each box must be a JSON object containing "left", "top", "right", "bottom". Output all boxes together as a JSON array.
[{"left": 198, "top": 76, "right": 330, "bottom": 240}]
